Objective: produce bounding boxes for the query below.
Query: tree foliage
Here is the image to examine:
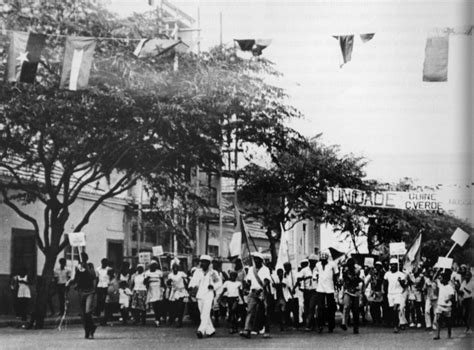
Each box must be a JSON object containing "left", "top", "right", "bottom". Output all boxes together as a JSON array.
[{"left": 0, "top": 0, "right": 303, "bottom": 326}]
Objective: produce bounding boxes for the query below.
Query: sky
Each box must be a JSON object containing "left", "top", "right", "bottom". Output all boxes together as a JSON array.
[{"left": 109, "top": 1, "right": 473, "bottom": 189}]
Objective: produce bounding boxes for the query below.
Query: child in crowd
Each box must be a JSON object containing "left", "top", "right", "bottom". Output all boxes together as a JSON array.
[
  {"left": 119, "top": 280, "right": 133, "bottom": 324},
  {"left": 433, "top": 271, "right": 455, "bottom": 340},
  {"left": 220, "top": 271, "right": 244, "bottom": 334}
]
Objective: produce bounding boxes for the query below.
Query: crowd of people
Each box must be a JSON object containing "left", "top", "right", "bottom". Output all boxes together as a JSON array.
[{"left": 10, "top": 251, "right": 473, "bottom": 341}]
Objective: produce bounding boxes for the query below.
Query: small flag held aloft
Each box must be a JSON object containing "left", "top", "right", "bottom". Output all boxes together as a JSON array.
[
  {"left": 60, "top": 36, "right": 96, "bottom": 91},
  {"left": 423, "top": 32, "right": 449, "bottom": 82},
  {"left": 6, "top": 31, "right": 46, "bottom": 83}
]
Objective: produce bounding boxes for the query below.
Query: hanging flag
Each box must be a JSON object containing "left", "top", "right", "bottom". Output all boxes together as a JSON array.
[
  {"left": 234, "top": 39, "right": 272, "bottom": 56},
  {"left": 6, "top": 31, "right": 46, "bottom": 83},
  {"left": 133, "top": 38, "right": 186, "bottom": 58},
  {"left": 359, "top": 33, "right": 375, "bottom": 43},
  {"left": 60, "top": 36, "right": 96, "bottom": 91},
  {"left": 402, "top": 231, "right": 422, "bottom": 273},
  {"left": 333, "top": 35, "right": 354, "bottom": 66},
  {"left": 422, "top": 32, "right": 449, "bottom": 82}
]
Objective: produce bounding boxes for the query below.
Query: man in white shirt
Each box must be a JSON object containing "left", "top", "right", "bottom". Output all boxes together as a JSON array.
[
  {"left": 240, "top": 252, "right": 272, "bottom": 339},
  {"left": 283, "top": 262, "right": 299, "bottom": 328},
  {"left": 298, "top": 254, "right": 318, "bottom": 331},
  {"left": 383, "top": 258, "right": 406, "bottom": 333},
  {"left": 95, "top": 258, "right": 110, "bottom": 317},
  {"left": 315, "top": 251, "right": 339, "bottom": 333},
  {"left": 54, "top": 258, "right": 71, "bottom": 316},
  {"left": 189, "top": 255, "right": 222, "bottom": 339}
]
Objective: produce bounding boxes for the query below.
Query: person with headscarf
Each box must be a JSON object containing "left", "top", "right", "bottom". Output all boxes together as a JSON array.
[
  {"left": 131, "top": 264, "right": 147, "bottom": 325},
  {"left": 189, "top": 255, "right": 222, "bottom": 338},
  {"left": 145, "top": 260, "right": 164, "bottom": 327},
  {"left": 167, "top": 261, "right": 189, "bottom": 327}
]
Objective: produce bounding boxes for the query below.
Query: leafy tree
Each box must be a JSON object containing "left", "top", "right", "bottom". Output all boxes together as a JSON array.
[
  {"left": 238, "top": 137, "right": 367, "bottom": 265},
  {"left": 0, "top": 0, "right": 302, "bottom": 326}
]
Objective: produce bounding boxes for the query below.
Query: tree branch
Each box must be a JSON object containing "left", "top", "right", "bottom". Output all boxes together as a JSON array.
[{"left": 1, "top": 188, "right": 45, "bottom": 253}]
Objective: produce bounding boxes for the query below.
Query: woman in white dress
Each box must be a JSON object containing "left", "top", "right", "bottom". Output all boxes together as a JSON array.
[
  {"left": 167, "top": 262, "right": 189, "bottom": 327},
  {"left": 15, "top": 268, "right": 31, "bottom": 322},
  {"left": 145, "top": 261, "right": 164, "bottom": 327}
]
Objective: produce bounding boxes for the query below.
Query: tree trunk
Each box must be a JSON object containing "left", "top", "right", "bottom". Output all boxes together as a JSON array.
[{"left": 33, "top": 249, "right": 57, "bottom": 329}]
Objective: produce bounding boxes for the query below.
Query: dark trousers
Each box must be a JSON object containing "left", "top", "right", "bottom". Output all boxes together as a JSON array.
[
  {"left": 95, "top": 287, "right": 107, "bottom": 316},
  {"left": 304, "top": 291, "right": 318, "bottom": 329},
  {"left": 57, "top": 284, "right": 66, "bottom": 315},
  {"left": 227, "top": 297, "right": 240, "bottom": 330},
  {"left": 244, "top": 291, "right": 271, "bottom": 333},
  {"left": 151, "top": 300, "right": 165, "bottom": 321},
  {"left": 462, "top": 298, "right": 472, "bottom": 330},
  {"left": 79, "top": 291, "right": 96, "bottom": 335},
  {"left": 17, "top": 297, "right": 30, "bottom": 321},
  {"left": 370, "top": 301, "right": 383, "bottom": 325},
  {"left": 103, "top": 302, "right": 120, "bottom": 324},
  {"left": 170, "top": 298, "right": 186, "bottom": 326},
  {"left": 316, "top": 292, "right": 336, "bottom": 331},
  {"left": 285, "top": 297, "right": 299, "bottom": 328},
  {"left": 342, "top": 294, "right": 360, "bottom": 332},
  {"left": 120, "top": 307, "right": 129, "bottom": 323}
]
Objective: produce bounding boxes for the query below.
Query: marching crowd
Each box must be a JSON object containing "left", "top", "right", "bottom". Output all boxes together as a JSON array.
[{"left": 11, "top": 251, "right": 473, "bottom": 341}]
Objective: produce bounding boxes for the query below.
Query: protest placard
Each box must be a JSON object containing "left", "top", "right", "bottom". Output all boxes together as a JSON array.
[
  {"left": 436, "top": 256, "right": 453, "bottom": 269},
  {"left": 389, "top": 242, "right": 406, "bottom": 256},
  {"left": 152, "top": 245, "right": 164, "bottom": 256},
  {"left": 364, "top": 257, "right": 374, "bottom": 267},
  {"left": 138, "top": 251, "right": 151, "bottom": 265},
  {"left": 451, "top": 227, "right": 470, "bottom": 247},
  {"left": 68, "top": 232, "right": 86, "bottom": 247}
]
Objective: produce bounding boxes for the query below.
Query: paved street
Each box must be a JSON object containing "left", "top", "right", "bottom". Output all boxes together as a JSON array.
[{"left": 0, "top": 324, "right": 471, "bottom": 350}]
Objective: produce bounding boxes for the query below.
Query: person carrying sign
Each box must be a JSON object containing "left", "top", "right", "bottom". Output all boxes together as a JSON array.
[
  {"left": 70, "top": 252, "right": 97, "bottom": 339},
  {"left": 240, "top": 252, "right": 272, "bottom": 339},
  {"left": 188, "top": 255, "right": 222, "bottom": 339}
]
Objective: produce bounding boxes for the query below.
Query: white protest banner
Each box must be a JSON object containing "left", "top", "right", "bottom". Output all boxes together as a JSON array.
[
  {"left": 138, "top": 252, "right": 151, "bottom": 265},
  {"left": 451, "top": 227, "right": 470, "bottom": 247},
  {"left": 326, "top": 188, "right": 443, "bottom": 211},
  {"left": 152, "top": 245, "right": 164, "bottom": 256},
  {"left": 67, "top": 232, "right": 86, "bottom": 247},
  {"left": 390, "top": 242, "right": 407, "bottom": 256},
  {"left": 436, "top": 256, "right": 453, "bottom": 269},
  {"left": 364, "top": 257, "right": 374, "bottom": 268}
]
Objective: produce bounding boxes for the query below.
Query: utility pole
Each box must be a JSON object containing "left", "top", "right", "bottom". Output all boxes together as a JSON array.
[{"left": 219, "top": 11, "right": 223, "bottom": 48}]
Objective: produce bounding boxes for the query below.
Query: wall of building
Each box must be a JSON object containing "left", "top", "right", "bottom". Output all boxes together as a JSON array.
[{"left": 0, "top": 194, "right": 130, "bottom": 315}]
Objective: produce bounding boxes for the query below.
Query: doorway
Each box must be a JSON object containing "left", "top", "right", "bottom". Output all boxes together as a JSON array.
[{"left": 107, "top": 240, "right": 124, "bottom": 269}]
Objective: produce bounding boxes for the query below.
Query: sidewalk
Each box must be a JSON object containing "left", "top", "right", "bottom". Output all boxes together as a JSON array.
[
  {"left": 0, "top": 311, "right": 182, "bottom": 328},
  {"left": 0, "top": 313, "right": 82, "bottom": 328}
]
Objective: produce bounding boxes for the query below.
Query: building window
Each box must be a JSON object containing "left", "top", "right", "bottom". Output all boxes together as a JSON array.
[{"left": 208, "top": 245, "right": 219, "bottom": 257}]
